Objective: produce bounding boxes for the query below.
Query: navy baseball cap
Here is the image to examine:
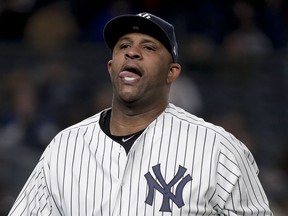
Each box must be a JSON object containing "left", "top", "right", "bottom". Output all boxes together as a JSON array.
[{"left": 103, "top": 12, "right": 178, "bottom": 63}]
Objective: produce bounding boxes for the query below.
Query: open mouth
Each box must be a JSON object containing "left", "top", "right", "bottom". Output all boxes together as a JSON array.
[
  {"left": 119, "top": 65, "right": 143, "bottom": 83},
  {"left": 122, "top": 65, "right": 142, "bottom": 77}
]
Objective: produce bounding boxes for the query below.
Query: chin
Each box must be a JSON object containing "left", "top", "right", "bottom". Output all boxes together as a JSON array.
[
  {"left": 119, "top": 91, "right": 138, "bottom": 101},
  {"left": 122, "top": 98, "right": 138, "bottom": 104}
]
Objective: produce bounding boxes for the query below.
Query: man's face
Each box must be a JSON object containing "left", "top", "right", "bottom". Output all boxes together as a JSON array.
[{"left": 107, "top": 32, "right": 180, "bottom": 106}]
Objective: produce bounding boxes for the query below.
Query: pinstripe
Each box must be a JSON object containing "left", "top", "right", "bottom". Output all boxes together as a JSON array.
[
  {"left": 117, "top": 148, "right": 121, "bottom": 179},
  {"left": 164, "top": 116, "right": 173, "bottom": 181},
  {"left": 195, "top": 128, "right": 207, "bottom": 216},
  {"left": 100, "top": 135, "right": 107, "bottom": 216},
  {"left": 77, "top": 126, "right": 88, "bottom": 215},
  {"left": 136, "top": 132, "right": 147, "bottom": 215},
  {"left": 187, "top": 125, "right": 198, "bottom": 215},
  {"left": 92, "top": 161, "right": 98, "bottom": 216},
  {"left": 55, "top": 134, "right": 62, "bottom": 210},
  {"left": 228, "top": 185, "right": 235, "bottom": 213},
  {"left": 30, "top": 205, "right": 36, "bottom": 215},
  {"left": 93, "top": 125, "right": 101, "bottom": 215},
  {"left": 119, "top": 182, "right": 122, "bottom": 216},
  {"left": 8, "top": 104, "right": 273, "bottom": 216},
  {"left": 171, "top": 120, "right": 182, "bottom": 214},
  {"left": 40, "top": 202, "right": 47, "bottom": 212},
  {"left": 157, "top": 116, "right": 165, "bottom": 164},
  {"left": 108, "top": 137, "right": 113, "bottom": 216},
  {"left": 203, "top": 128, "right": 215, "bottom": 216},
  {"left": 70, "top": 129, "right": 78, "bottom": 215},
  {"left": 61, "top": 131, "right": 70, "bottom": 212},
  {"left": 114, "top": 145, "right": 121, "bottom": 216},
  {"left": 172, "top": 119, "right": 182, "bottom": 178},
  {"left": 206, "top": 134, "right": 216, "bottom": 213},
  {"left": 236, "top": 179, "right": 245, "bottom": 214},
  {"left": 79, "top": 127, "right": 89, "bottom": 215},
  {"left": 126, "top": 151, "right": 132, "bottom": 216},
  {"left": 243, "top": 189, "right": 254, "bottom": 215},
  {"left": 179, "top": 123, "right": 190, "bottom": 216}
]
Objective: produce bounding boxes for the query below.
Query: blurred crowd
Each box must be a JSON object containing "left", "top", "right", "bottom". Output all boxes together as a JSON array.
[{"left": 0, "top": 0, "right": 288, "bottom": 215}]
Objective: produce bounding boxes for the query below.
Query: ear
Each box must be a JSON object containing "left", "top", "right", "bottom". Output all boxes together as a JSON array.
[
  {"left": 167, "top": 63, "right": 181, "bottom": 84},
  {"left": 107, "top": 60, "right": 112, "bottom": 75}
]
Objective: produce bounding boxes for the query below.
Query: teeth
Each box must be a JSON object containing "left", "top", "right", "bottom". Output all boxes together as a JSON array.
[{"left": 124, "top": 77, "right": 136, "bottom": 81}]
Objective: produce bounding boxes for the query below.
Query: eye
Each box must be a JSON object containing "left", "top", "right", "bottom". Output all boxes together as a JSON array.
[
  {"left": 143, "top": 45, "right": 155, "bottom": 51},
  {"left": 120, "top": 43, "right": 131, "bottom": 49}
]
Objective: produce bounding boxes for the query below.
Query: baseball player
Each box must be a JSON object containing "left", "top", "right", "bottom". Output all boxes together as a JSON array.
[{"left": 8, "top": 12, "right": 273, "bottom": 215}]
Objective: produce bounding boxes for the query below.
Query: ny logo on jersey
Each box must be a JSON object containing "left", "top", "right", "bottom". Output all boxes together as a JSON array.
[{"left": 144, "top": 164, "right": 192, "bottom": 212}]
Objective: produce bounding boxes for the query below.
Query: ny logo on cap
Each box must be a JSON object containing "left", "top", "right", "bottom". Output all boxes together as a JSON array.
[
  {"left": 138, "top": 12, "right": 151, "bottom": 19},
  {"left": 144, "top": 164, "right": 192, "bottom": 212}
]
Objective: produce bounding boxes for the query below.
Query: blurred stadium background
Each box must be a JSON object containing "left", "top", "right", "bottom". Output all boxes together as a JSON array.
[{"left": 0, "top": 0, "right": 287, "bottom": 215}]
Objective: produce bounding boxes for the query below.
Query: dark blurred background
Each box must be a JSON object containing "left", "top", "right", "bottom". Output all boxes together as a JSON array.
[{"left": 0, "top": 0, "right": 287, "bottom": 215}]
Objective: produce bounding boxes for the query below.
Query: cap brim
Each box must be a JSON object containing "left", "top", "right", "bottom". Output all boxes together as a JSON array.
[{"left": 103, "top": 15, "right": 171, "bottom": 52}]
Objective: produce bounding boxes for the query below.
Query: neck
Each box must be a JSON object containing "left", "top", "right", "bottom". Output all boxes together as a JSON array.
[{"left": 109, "top": 101, "right": 168, "bottom": 136}]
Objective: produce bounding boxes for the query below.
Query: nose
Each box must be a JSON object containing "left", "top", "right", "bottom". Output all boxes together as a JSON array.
[{"left": 125, "top": 46, "right": 142, "bottom": 60}]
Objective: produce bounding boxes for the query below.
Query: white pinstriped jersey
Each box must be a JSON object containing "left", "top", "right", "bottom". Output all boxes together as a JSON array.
[{"left": 8, "top": 103, "right": 273, "bottom": 215}]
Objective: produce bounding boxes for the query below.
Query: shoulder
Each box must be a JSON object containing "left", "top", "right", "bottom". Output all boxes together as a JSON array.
[
  {"left": 43, "top": 110, "right": 104, "bottom": 155},
  {"left": 166, "top": 103, "right": 237, "bottom": 137},
  {"left": 61, "top": 112, "right": 102, "bottom": 134},
  {"left": 165, "top": 103, "right": 228, "bottom": 136},
  {"left": 166, "top": 103, "right": 256, "bottom": 169}
]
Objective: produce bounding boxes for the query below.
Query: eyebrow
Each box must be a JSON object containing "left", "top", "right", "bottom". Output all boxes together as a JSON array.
[{"left": 118, "top": 35, "right": 159, "bottom": 45}]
